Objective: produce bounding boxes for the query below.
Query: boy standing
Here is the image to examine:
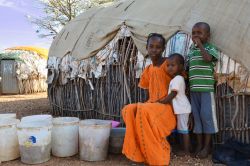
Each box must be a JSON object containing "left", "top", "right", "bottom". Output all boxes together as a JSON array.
[{"left": 188, "top": 22, "right": 218, "bottom": 158}]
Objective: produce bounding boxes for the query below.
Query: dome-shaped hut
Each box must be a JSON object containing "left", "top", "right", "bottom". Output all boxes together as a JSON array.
[
  {"left": 0, "top": 46, "right": 48, "bottom": 94},
  {"left": 48, "top": 0, "right": 250, "bottom": 143}
]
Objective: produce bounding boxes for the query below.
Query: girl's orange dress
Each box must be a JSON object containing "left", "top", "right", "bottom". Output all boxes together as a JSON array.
[{"left": 122, "top": 59, "right": 176, "bottom": 165}]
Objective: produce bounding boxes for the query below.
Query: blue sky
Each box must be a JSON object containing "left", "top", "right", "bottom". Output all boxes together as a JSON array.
[{"left": 0, "top": 0, "right": 52, "bottom": 51}]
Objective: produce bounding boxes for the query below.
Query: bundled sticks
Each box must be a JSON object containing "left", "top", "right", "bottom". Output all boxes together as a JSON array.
[
  {"left": 214, "top": 52, "right": 250, "bottom": 144},
  {"left": 18, "top": 78, "right": 47, "bottom": 94},
  {"left": 49, "top": 37, "right": 146, "bottom": 122},
  {"left": 48, "top": 33, "right": 250, "bottom": 143}
]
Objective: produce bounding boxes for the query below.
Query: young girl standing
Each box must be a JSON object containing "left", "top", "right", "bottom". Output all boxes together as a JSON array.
[{"left": 122, "top": 33, "right": 176, "bottom": 165}]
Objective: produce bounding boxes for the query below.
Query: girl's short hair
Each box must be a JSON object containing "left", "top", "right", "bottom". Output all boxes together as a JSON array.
[{"left": 147, "top": 33, "right": 166, "bottom": 47}]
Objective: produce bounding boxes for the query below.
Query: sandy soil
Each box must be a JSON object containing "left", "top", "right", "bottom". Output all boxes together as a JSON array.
[
  {"left": 0, "top": 92, "right": 51, "bottom": 119},
  {"left": 0, "top": 92, "right": 221, "bottom": 166}
]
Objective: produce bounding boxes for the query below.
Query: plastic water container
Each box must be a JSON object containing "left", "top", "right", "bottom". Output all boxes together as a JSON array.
[
  {"left": 21, "top": 115, "right": 52, "bottom": 124},
  {"left": 0, "top": 119, "right": 20, "bottom": 162},
  {"left": 52, "top": 117, "right": 79, "bottom": 157},
  {"left": 0, "top": 113, "right": 16, "bottom": 120},
  {"left": 79, "top": 119, "right": 111, "bottom": 161},
  {"left": 109, "top": 127, "right": 126, "bottom": 154},
  {"left": 17, "top": 121, "right": 52, "bottom": 164}
]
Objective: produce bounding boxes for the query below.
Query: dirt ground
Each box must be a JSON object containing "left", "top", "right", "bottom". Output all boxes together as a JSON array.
[{"left": 0, "top": 92, "right": 221, "bottom": 166}]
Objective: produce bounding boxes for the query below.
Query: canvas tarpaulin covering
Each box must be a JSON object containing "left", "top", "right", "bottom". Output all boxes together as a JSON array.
[{"left": 49, "top": 0, "right": 250, "bottom": 71}]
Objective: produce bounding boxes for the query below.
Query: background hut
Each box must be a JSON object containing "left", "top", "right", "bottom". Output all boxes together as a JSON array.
[
  {"left": 0, "top": 46, "right": 48, "bottom": 94},
  {"left": 48, "top": 0, "right": 250, "bottom": 144}
]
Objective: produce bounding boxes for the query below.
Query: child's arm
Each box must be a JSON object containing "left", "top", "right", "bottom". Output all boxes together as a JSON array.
[
  {"left": 193, "top": 38, "right": 213, "bottom": 62},
  {"left": 157, "top": 91, "right": 177, "bottom": 104}
]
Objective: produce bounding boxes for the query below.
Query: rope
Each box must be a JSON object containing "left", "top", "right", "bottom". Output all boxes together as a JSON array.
[{"left": 50, "top": 102, "right": 93, "bottom": 112}]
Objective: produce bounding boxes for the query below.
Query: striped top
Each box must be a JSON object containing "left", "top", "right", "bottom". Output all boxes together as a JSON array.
[{"left": 188, "top": 43, "right": 218, "bottom": 92}]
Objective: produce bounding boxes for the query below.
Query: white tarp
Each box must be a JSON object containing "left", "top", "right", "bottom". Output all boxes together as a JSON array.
[{"left": 49, "top": 0, "right": 250, "bottom": 71}]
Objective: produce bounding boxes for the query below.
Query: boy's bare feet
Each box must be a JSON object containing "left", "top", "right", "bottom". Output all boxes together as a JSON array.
[
  {"left": 196, "top": 147, "right": 209, "bottom": 159},
  {"left": 192, "top": 134, "right": 203, "bottom": 157},
  {"left": 193, "top": 145, "right": 203, "bottom": 156},
  {"left": 196, "top": 134, "right": 212, "bottom": 158}
]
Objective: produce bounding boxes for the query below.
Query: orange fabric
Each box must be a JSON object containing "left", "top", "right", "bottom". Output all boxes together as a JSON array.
[
  {"left": 138, "top": 60, "right": 172, "bottom": 103},
  {"left": 122, "top": 59, "right": 176, "bottom": 165}
]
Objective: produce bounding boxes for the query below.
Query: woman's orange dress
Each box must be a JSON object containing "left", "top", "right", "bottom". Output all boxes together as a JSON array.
[{"left": 122, "top": 59, "right": 176, "bottom": 165}]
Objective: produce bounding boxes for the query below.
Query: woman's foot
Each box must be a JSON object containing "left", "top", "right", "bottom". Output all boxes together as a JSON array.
[
  {"left": 130, "top": 161, "right": 145, "bottom": 166},
  {"left": 131, "top": 163, "right": 145, "bottom": 166}
]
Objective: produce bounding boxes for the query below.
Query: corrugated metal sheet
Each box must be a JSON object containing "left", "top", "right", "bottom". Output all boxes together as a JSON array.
[{"left": 0, "top": 60, "right": 19, "bottom": 94}]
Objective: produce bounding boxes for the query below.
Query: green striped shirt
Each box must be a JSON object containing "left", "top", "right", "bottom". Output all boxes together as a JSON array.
[{"left": 188, "top": 43, "right": 218, "bottom": 92}]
